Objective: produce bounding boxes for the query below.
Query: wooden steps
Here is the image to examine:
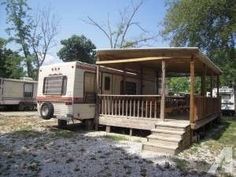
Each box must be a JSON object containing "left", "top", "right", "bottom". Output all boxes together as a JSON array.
[{"left": 142, "top": 121, "right": 191, "bottom": 155}]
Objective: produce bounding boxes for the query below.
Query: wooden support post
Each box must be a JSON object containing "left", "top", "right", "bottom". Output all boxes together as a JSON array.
[
  {"left": 95, "top": 65, "right": 100, "bottom": 130},
  {"left": 156, "top": 71, "right": 159, "bottom": 94},
  {"left": 160, "top": 60, "right": 166, "bottom": 121},
  {"left": 210, "top": 74, "right": 213, "bottom": 97},
  {"left": 122, "top": 66, "right": 126, "bottom": 94},
  {"left": 216, "top": 75, "right": 221, "bottom": 118},
  {"left": 217, "top": 75, "right": 220, "bottom": 98},
  {"left": 129, "top": 129, "right": 133, "bottom": 136},
  {"left": 140, "top": 67, "right": 143, "bottom": 94},
  {"left": 201, "top": 64, "right": 206, "bottom": 96},
  {"left": 190, "top": 58, "right": 195, "bottom": 124}
]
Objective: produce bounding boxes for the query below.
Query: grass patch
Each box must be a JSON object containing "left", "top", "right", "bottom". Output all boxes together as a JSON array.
[
  {"left": 103, "top": 134, "right": 129, "bottom": 141},
  {"left": 50, "top": 129, "right": 74, "bottom": 138},
  {"left": 12, "top": 130, "right": 42, "bottom": 138},
  {"left": 216, "top": 117, "right": 236, "bottom": 147},
  {"left": 173, "top": 158, "right": 188, "bottom": 171}
]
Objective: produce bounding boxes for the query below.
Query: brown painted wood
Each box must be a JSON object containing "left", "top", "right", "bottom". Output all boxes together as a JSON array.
[
  {"left": 201, "top": 64, "right": 206, "bottom": 96},
  {"left": 160, "top": 60, "right": 166, "bottom": 121},
  {"left": 217, "top": 75, "right": 220, "bottom": 98},
  {"left": 95, "top": 65, "right": 100, "bottom": 130},
  {"left": 190, "top": 58, "right": 195, "bottom": 123},
  {"left": 210, "top": 74, "right": 213, "bottom": 97}
]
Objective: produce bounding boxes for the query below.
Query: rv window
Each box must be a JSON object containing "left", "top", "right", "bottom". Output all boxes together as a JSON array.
[
  {"left": 43, "top": 76, "right": 67, "bottom": 95},
  {"left": 104, "top": 76, "right": 111, "bottom": 91},
  {"left": 24, "top": 83, "right": 33, "bottom": 97},
  {"left": 84, "top": 72, "right": 96, "bottom": 103}
]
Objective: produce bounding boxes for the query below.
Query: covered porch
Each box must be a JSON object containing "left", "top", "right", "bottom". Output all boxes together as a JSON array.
[{"left": 95, "top": 48, "right": 222, "bottom": 131}]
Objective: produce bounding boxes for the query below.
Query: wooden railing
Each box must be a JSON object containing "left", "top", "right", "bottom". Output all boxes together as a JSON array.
[
  {"left": 193, "top": 96, "right": 221, "bottom": 122},
  {"left": 98, "top": 95, "right": 189, "bottom": 119}
]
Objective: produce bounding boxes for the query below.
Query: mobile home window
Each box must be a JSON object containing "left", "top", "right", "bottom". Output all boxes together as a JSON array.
[
  {"left": 84, "top": 72, "right": 96, "bottom": 103},
  {"left": 104, "top": 76, "right": 111, "bottom": 91},
  {"left": 24, "top": 83, "right": 34, "bottom": 97},
  {"left": 43, "top": 76, "right": 67, "bottom": 95}
]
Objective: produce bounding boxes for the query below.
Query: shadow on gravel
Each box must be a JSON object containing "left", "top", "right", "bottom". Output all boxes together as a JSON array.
[{"left": 0, "top": 126, "right": 217, "bottom": 177}]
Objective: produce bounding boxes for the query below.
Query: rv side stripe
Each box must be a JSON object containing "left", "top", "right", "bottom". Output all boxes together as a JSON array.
[{"left": 36, "top": 96, "right": 84, "bottom": 104}]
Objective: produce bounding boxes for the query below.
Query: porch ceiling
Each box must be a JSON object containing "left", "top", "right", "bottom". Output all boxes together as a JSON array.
[{"left": 96, "top": 47, "right": 222, "bottom": 76}]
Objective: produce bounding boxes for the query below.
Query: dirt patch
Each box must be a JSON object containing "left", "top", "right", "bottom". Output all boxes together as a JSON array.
[{"left": 0, "top": 115, "right": 223, "bottom": 177}]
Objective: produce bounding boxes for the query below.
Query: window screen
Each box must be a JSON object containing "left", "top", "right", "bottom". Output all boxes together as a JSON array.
[
  {"left": 24, "top": 83, "right": 33, "bottom": 97},
  {"left": 43, "top": 76, "right": 67, "bottom": 95}
]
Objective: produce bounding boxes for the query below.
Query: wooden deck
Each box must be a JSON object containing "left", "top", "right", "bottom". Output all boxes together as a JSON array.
[{"left": 98, "top": 94, "right": 220, "bottom": 130}]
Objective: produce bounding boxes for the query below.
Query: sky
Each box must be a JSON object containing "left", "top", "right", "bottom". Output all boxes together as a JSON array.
[{"left": 0, "top": 0, "right": 169, "bottom": 65}]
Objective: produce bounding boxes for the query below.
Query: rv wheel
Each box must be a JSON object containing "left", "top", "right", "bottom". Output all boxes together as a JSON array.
[{"left": 40, "top": 102, "right": 54, "bottom": 120}]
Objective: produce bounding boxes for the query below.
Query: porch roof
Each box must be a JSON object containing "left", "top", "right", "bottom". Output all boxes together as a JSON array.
[{"left": 96, "top": 47, "right": 222, "bottom": 76}]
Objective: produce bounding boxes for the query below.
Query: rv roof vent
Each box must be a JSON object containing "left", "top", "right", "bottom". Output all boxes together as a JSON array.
[{"left": 20, "top": 77, "right": 33, "bottom": 81}]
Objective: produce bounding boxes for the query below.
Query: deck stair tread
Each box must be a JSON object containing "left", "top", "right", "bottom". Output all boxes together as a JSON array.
[
  {"left": 147, "top": 134, "right": 181, "bottom": 142},
  {"left": 151, "top": 128, "right": 185, "bottom": 135},
  {"left": 143, "top": 141, "right": 179, "bottom": 150}
]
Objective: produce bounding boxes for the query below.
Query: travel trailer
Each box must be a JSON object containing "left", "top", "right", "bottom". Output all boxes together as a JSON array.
[
  {"left": 37, "top": 61, "right": 160, "bottom": 127},
  {"left": 213, "top": 86, "right": 236, "bottom": 115},
  {"left": 0, "top": 77, "right": 37, "bottom": 110}
]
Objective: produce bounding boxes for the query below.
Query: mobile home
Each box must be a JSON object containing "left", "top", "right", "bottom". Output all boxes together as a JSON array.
[{"left": 0, "top": 77, "right": 37, "bottom": 110}]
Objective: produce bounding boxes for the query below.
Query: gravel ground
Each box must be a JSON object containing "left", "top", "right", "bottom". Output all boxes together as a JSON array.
[{"left": 0, "top": 114, "right": 231, "bottom": 177}]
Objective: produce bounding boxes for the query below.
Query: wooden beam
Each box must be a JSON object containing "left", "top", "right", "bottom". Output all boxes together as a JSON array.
[
  {"left": 160, "top": 60, "right": 166, "bottom": 121},
  {"left": 190, "top": 58, "right": 195, "bottom": 124},
  {"left": 96, "top": 56, "right": 191, "bottom": 65},
  {"left": 95, "top": 65, "right": 101, "bottom": 130}
]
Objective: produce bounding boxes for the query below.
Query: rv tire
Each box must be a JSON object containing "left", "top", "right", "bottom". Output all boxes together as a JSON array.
[{"left": 40, "top": 102, "right": 54, "bottom": 119}]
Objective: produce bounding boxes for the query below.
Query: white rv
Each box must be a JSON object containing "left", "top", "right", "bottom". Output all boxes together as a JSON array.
[
  {"left": 37, "top": 61, "right": 159, "bottom": 127},
  {"left": 213, "top": 86, "right": 236, "bottom": 115},
  {"left": 0, "top": 77, "right": 37, "bottom": 110}
]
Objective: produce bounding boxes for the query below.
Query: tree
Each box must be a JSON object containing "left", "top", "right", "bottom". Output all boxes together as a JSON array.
[
  {"left": 4, "top": 0, "right": 59, "bottom": 79},
  {"left": 86, "top": 1, "right": 157, "bottom": 48},
  {"left": 162, "top": 0, "right": 236, "bottom": 85},
  {"left": 29, "top": 7, "right": 59, "bottom": 72},
  {"left": 4, "top": 0, "right": 33, "bottom": 77},
  {"left": 57, "top": 35, "right": 96, "bottom": 64},
  {"left": 0, "top": 38, "right": 24, "bottom": 78}
]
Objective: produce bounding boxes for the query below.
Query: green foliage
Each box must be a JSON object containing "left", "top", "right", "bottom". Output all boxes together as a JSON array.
[
  {"left": 168, "top": 77, "right": 189, "bottom": 94},
  {"left": 168, "top": 77, "right": 201, "bottom": 94},
  {"left": 4, "top": 0, "right": 34, "bottom": 77},
  {"left": 57, "top": 35, "right": 96, "bottom": 64},
  {"left": 0, "top": 38, "right": 24, "bottom": 79},
  {"left": 163, "top": 0, "right": 236, "bottom": 85}
]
